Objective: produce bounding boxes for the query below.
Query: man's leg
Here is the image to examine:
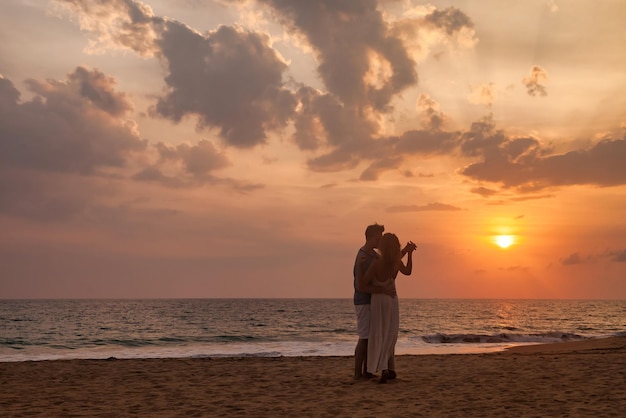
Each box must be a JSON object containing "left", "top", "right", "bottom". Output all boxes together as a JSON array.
[{"left": 354, "top": 338, "right": 367, "bottom": 379}]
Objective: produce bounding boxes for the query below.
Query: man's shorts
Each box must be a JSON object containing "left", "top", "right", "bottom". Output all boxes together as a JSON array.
[{"left": 354, "top": 304, "right": 370, "bottom": 339}]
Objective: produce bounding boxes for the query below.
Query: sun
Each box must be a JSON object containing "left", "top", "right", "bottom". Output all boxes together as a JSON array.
[{"left": 494, "top": 235, "right": 515, "bottom": 249}]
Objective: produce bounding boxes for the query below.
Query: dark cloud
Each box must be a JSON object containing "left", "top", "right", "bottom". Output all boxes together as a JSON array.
[
  {"left": 260, "top": 0, "right": 417, "bottom": 110},
  {"left": 0, "top": 75, "right": 20, "bottom": 102},
  {"left": 132, "top": 165, "right": 184, "bottom": 187},
  {"left": 459, "top": 115, "right": 512, "bottom": 158},
  {"left": 461, "top": 134, "right": 626, "bottom": 191},
  {"left": 386, "top": 202, "right": 464, "bottom": 213},
  {"left": 292, "top": 87, "right": 325, "bottom": 151},
  {"left": 360, "top": 156, "right": 404, "bottom": 181},
  {"left": 52, "top": 0, "right": 626, "bottom": 193},
  {"left": 424, "top": 7, "right": 474, "bottom": 35},
  {"left": 158, "top": 140, "right": 230, "bottom": 177},
  {"left": 0, "top": 69, "right": 150, "bottom": 222},
  {"left": 390, "top": 6, "right": 477, "bottom": 61},
  {"left": 523, "top": 65, "right": 548, "bottom": 97},
  {"left": 68, "top": 66, "right": 133, "bottom": 116},
  {"left": 459, "top": 115, "right": 626, "bottom": 191},
  {"left": 299, "top": 89, "right": 380, "bottom": 172},
  {"left": 0, "top": 69, "right": 145, "bottom": 175},
  {"left": 57, "top": 0, "right": 297, "bottom": 148},
  {"left": 54, "top": 0, "right": 472, "bottom": 181},
  {"left": 417, "top": 93, "right": 447, "bottom": 130},
  {"left": 133, "top": 140, "right": 262, "bottom": 191},
  {"left": 614, "top": 250, "right": 626, "bottom": 263},
  {"left": 395, "top": 129, "right": 459, "bottom": 156},
  {"left": 153, "top": 22, "right": 297, "bottom": 148},
  {"left": 294, "top": 87, "right": 379, "bottom": 151},
  {"left": 304, "top": 100, "right": 458, "bottom": 179},
  {"left": 561, "top": 250, "right": 626, "bottom": 265}
]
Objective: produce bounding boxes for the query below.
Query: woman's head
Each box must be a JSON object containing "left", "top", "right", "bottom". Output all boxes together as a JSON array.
[{"left": 380, "top": 233, "right": 401, "bottom": 266}]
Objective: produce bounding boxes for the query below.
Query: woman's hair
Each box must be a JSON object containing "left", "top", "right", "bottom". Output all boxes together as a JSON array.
[{"left": 379, "top": 233, "right": 401, "bottom": 275}]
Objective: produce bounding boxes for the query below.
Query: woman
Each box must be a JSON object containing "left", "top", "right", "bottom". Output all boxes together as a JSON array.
[{"left": 365, "top": 233, "right": 415, "bottom": 383}]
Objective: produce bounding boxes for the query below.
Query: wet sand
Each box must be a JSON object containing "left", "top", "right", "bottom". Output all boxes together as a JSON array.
[{"left": 1, "top": 337, "right": 625, "bottom": 417}]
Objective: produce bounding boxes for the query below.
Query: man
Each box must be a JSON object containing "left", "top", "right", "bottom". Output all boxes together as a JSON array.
[{"left": 353, "top": 223, "right": 393, "bottom": 380}]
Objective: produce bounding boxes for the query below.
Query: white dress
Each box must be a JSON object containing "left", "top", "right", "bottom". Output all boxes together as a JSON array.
[{"left": 367, "top": 279, "right": 399, "bottom": 373}]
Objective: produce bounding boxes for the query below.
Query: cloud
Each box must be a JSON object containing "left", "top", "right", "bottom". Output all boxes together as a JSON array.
[
  {"left": 51, "top": 1, "right": 626, "bottom": 192},
  {"left": 470, "top": 186, "right": 498, "bottom": 197},
  {"left": 561, "top": 250, "right": 626, "bottom": 265},
  {"left": 257, "top": 1, "right": 473, "bottom": 178},
  {"left": 0, "top": 69, "right": 147, "bottom": 222},
  {"left": 523, "top": 65, "right": 548, "bottom": 97},
  {"left": 463, "top": 136, "right": 626, "bottom": 190},
  {"left": 53, "top": 0, "right": 472, "bottom": 181},
  {"left": 153, "top": 22, "right": 297, "bottom": 148},
  {"left": 0, "top": 66, "right": 263, "bottom": 227},
  {"left": 163, "top": 140, "right": 230, "bottom": 177},
  {"left": 509, "top": 194, "right": 554, "bottom": 201},
  {"left": 259, "top": 0, "right": 417, "bottom": 111},
  {"left": 468, "top": 83, "right": 496, "bottom": 107},
  {"left": 395, "top": 129, "right": 459, "bottom": 155},
  {"left": 300, "top": 90, "right": 381, "bottom": 171},
  {"left": 390, "top": 6, "right": 477, "bottom": 62},
  {"left": 459, "top": 115, "right": 626, "bottom": 191},
  {"left": 386, "top": 202, "right": 464, "bottom": 213},
  {"left": 55, "top": 0, "right": 297, "bottom": 148},
  {"left": 498, "top": 265, "right": 529, "bottom": 273},
  {"left": 133, "top": 140, "right": 262, "bottom": 191},
  {"left": 360, "top": 156, "right": 404, "bottom": 181},
  {"left": 52, "top": 0, "right": 162, "bottom": 56},
  {"left": 417, "top": 93, "right": 447, "bottom": 130},
  {"left": 0, "top": 69, "right": 145, "bottom": 175},
  {"left": 133, "top": 139, "right": 230, "bottom": 185},
  {"left": 562, "top": 253, "right": 583, "bottom": 265},
  {"left": 613, "top": 250, "right": 626, "bottom": 262},
  {"left": 424, "top": 7, "right": 475, "bottom": 37}
]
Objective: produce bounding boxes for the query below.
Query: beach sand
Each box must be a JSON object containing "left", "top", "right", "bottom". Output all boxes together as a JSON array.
[{"left": 1, "top": 337, "right": 625, "bottom": 417}]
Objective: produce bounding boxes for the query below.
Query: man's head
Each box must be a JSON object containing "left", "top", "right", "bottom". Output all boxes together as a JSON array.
[{"left": 365, "top": 223, "right": 384, "bottom": 248}]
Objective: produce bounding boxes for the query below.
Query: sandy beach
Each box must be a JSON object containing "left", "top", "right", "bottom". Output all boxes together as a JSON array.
[{"left": 1, "top": 337, "right": 625, "bottom": 417}]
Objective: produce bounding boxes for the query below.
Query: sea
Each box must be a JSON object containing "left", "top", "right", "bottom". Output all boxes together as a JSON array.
[{"left": 1, "top": 299, "right": 625, "bottom": 363}]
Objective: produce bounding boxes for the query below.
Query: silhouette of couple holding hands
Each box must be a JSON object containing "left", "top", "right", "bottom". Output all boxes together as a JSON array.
[{"left": 353, "top": 223, "right": 417, "bottom": 383}]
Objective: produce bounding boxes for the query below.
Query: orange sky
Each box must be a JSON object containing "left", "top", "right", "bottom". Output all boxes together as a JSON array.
[{"left": 1, "top": 0, "right": 625, "bottom": 299}]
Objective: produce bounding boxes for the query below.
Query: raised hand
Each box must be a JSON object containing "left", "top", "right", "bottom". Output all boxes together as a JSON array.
[{"left": 403, "top": 241, "right": 417, "bottom": 254}]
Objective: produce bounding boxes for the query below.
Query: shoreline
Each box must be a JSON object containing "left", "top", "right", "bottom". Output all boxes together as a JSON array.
[
  {"left": 1, "top": 337, "right": 625, "bottom": 416},
  {"left": 2, "top": 335, "right": 621, "bottom": 364}
]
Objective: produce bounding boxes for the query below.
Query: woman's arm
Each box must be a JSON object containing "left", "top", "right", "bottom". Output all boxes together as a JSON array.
[{"left": 398, "top": 250, "right": 413, "bottom": 275}]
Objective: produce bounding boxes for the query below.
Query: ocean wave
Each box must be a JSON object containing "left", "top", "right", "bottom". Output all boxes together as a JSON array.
[
  {"left": 197, "top": 351, "right": 284, "bottom": 358},
  {"left": 421, "top": 332, "right": 587, "bottom": 344}
]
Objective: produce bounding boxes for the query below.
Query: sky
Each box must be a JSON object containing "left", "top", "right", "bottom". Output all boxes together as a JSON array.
[{"left": 1, "top": 0, "right": 625, "bottom": 299}]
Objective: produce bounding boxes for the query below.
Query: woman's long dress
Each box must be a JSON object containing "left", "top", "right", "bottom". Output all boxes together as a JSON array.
[{"left": 367, "top": 279, "right": 399, "bottom": 373}]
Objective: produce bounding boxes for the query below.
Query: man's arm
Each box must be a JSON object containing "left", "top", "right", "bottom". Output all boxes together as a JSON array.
[{"left": 357, "top": 260, "right": 395, "bottom": 296}]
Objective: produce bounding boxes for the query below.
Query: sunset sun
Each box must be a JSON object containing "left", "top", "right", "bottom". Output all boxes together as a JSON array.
[{"left": 494, "top": 235, "right": 515, "bottom": 249}]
